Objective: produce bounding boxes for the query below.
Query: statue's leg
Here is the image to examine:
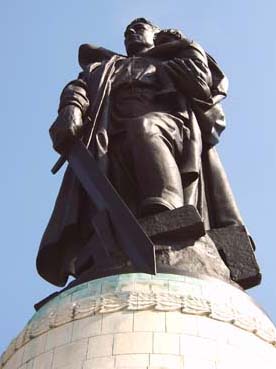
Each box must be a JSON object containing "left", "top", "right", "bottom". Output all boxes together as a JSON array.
[{"left": 125, "top": 113, "right": 184, "bottom": 216}]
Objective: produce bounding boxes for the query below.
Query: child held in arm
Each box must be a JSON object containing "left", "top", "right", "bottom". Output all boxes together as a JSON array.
[{"left": 151, "top": 28, "right": 212, "bottom": 101}]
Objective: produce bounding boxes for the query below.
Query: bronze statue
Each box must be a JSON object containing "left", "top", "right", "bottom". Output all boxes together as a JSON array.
[{"left": 37, "top": 18, "right": 260, "bottom": 290}]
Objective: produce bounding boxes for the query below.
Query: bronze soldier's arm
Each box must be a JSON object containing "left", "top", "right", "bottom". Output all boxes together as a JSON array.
[
  {"left": 164, "top": 44, "right": 212, "bottom": 100},
  {"left": 49, "top": 77, "right": 89, "bottom": 154}
]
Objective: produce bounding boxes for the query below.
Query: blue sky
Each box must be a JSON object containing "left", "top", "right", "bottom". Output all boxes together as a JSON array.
[{"left": 1, "top": 0, "right": 275, "bottom": 353}]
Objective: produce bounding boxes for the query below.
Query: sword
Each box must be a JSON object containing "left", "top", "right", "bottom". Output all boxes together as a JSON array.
[{"left": 53, "top": 140, "right": 156, "bottom": 275}]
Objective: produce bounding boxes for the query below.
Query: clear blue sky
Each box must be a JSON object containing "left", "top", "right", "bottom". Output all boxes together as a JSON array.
[{"left": 1, "top": 0, "right": 275, "bottom": 353}]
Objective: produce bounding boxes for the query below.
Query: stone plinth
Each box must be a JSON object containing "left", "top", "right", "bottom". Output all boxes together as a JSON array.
[{"left": 1, "top": 273, "right": 276, "bottom": 369}]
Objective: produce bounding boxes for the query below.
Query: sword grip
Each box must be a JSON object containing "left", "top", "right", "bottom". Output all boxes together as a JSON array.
[{"left": 51, "top": 155, "right": 66, "bottom": 174}]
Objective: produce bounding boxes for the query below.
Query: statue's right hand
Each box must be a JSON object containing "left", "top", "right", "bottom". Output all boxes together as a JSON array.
[{"left": 49, "top": 105, "right": 83, "bottom": 155}]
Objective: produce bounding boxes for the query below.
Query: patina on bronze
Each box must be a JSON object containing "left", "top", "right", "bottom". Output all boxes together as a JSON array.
[{"left": 37, "top": 18, "right": 261, "bottom": 289}]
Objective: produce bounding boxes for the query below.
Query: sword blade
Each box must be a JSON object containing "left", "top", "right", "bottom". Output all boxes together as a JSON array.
[{"left": 67, "top": 140, "right": 156, "bottom": 274}]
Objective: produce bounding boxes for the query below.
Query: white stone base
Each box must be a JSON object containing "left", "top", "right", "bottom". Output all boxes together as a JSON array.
[{"left": 1, "top": 273, "right": 276, "bottom": 369}]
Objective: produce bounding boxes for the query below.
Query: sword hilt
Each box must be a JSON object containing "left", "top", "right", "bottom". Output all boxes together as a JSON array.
[{"left": 51, "top": 155, "right": 66, "bottom": 174}]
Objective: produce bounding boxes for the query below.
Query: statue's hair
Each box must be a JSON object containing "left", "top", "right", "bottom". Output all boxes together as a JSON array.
[
  {"left": 154, "top": 28, "right": 184, "bottom": 43},
  {"left": 125, "top": 18, "right": 160, "bottom": 34}
]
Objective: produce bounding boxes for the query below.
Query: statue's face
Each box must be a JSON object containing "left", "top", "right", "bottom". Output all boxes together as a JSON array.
[{"left": 124, "top": 22, "right": 155, "bottom": 55}]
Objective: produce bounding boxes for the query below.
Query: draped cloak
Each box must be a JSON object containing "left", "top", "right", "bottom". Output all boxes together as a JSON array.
[{"left": 37, "top": 39, "right": 244, "bottom": 287}]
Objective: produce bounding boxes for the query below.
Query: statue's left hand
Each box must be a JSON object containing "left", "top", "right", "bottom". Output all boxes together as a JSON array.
[
  {"left": 165, "top": 57, "right": 211, "bottom": 100},
  {"left": 49, "top": 105, "right": 83, "bottom": 155}
]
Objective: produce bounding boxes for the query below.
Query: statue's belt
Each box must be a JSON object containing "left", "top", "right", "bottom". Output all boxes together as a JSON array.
[{"left": 112, "top": 83, "right": 158, "bottom": 96}]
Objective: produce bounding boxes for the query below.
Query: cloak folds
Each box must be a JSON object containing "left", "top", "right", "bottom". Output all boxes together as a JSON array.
[{"left": 37, "top": 41, "right": 244, "bottom": 287}]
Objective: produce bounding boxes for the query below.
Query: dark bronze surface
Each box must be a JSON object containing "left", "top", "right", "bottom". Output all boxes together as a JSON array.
[
  {"left": 139, "top": 205, "right": 205, "bottom": 241},
  {"left": 37, "top": 18, "right": 261, "bottom": 289},
  {"left": 66, "top": 140, "right": 156, "bottom": 275},
  {"left": 208, "top": 226, "right": 261, "bottom": 289}
]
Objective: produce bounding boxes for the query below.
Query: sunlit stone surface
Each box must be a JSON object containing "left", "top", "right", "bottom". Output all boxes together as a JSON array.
[{"left": 1, "top": 273, "right": 276, "bottom": 369}]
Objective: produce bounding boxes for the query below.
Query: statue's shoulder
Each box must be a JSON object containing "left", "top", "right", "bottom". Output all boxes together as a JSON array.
[{"left": 78, "top": 43, "right": 123, "bottom": 69}]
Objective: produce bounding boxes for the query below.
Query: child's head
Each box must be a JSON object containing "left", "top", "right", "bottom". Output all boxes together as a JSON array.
[{"left": 154, "top": 29, "right": 184, "bottom": 46}]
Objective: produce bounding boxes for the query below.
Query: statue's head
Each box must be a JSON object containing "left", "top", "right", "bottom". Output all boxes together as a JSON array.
[
  {"left": 154, "top": 29, "right": 184, "bottom": 46},
  {"left": 124, "top": 18, "right": 160, "bottom": 56}
]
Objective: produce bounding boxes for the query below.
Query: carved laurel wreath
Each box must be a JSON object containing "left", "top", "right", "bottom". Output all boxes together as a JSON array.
[{"left": 1, "top": 286, "right": 276, "bottom": 368}]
